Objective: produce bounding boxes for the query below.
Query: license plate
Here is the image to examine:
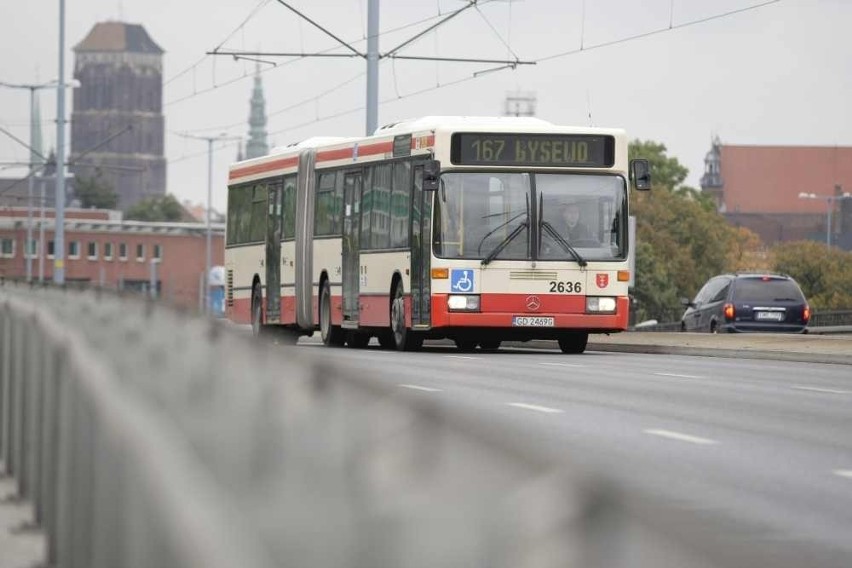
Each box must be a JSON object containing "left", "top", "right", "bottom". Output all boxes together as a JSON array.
[
  {"left": 755, "top": 311, "right": 784, "bottom": 321},
  {"left": 512, "top": 316, "right": 555, "bottom": 327}
]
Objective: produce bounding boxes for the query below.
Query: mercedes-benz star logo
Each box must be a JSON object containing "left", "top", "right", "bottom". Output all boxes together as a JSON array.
[{"left": 526, "top": 295, "right": 541, "bottom": 311}]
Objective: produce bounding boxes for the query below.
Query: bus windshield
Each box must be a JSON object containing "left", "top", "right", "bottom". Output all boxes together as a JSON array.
[{"left": 434, "top": 172, "right": 627, "bottom": 261}]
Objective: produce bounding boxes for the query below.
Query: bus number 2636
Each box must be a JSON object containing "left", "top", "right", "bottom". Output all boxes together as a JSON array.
[{"left": 549, "top": 281, "right": 582, "bottom": 293}]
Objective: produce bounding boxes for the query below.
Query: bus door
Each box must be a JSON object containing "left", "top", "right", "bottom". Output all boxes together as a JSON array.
[
  {"left": 342, "top": 172, "right": 362, "bottom": 324},
  {"left": 265, "top": 181, "right": 283, "bottom": 323},
  {"left": 410, "top": 165, "right": 432, "bottom": 327}
]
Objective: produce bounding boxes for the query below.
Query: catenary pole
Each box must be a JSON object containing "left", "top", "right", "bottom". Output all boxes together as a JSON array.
[
  {"left": 54, "top": 0, "right": 67, "bottom": 285},
  {"left": 366, "top": 0, "right": 379, "bottom": 135}
]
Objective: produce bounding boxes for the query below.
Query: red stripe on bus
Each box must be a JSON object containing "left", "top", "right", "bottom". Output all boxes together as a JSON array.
[
  {"left": 229, "top": 156, "right": 299, "bottom": 181},
  {"left": 317, "top": 141, "right": 394, "bottom": 163},
  {"left": 480, "top": 294, "right": 586, "bottom": 313},
  {"left": 229, "top": 134, "right": 436, "bottom": 181},
  {"left": 229, "top": 297, "right": 251, "bottom": 325},
  {"left": 358, "top": 294, "right": 392, "bottom": 327},
  {"left": 308, "top": 293, "right": 343, "bottom": 326},
  {"left": 431, "top": 295, "right": 629, "bottom": 331}
]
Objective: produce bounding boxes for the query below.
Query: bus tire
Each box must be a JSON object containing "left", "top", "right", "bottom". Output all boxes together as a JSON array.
[
  {"left": 251, "top": 284, "right": 263, "bottom": 338},
  {"left": 320, "top": 280, "right": 345, "bottom": 347},
  {"left": 454, "top": 339, "right": 478, "bottom": 352},
  {"left": 479, "top": 340, "right": 502, "bottom": 351},
  {"left": 391, "top": 282, "right": 422, "bottom": 351},
  {"left": 558, "top": 332, "right": 588, "bottom": 354}
]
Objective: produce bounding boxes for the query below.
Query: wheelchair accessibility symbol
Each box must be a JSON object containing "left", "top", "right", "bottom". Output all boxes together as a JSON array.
[{"left": 451, "top": 269, "right": 474, "bottom": 293}]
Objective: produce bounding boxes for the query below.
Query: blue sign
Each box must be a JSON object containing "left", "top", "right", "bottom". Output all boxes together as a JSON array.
[{"left": 450, "top": 269, "right": 475, "bottom": 293}]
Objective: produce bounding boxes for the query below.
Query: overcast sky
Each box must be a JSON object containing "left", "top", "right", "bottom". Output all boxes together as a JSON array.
[{"left": 1, "top": 0, "right": 849, "bottom": 212}]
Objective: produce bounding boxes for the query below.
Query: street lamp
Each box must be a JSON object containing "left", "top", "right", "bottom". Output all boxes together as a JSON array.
[
  {"left": 176, "top": 132, "right": 242, "bottom": 314},
  {"left": 798, "top": 190, "right": 852, "bottom": 249},
  {"left": 0, "top": 78, "right": 79, "bottom": 283}
]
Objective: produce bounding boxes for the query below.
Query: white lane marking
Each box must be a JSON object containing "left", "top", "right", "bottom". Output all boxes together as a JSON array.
[
  {"left": 643, "top": 429, "right": 718, "bottom": 446},
  {"left": 399, "top": 384, "right": 443, "bottom": 393},
  {"left": 834, "top": 470, "right": 852, "bottom": 480},
  {"left": 539, "top": 362, "right": 585, "bottom": 368},
  {"left": 654, "top": 372, "right": 703, "bottom": 379},
  {"left": 508, "top": 402, "right": 564, "bottom": 414},
  {"left": 792, "top": 386, "right": 851, "bottom": 395},
  {"left": 446, "top": 355, "right": 477, "bottom": 360}
]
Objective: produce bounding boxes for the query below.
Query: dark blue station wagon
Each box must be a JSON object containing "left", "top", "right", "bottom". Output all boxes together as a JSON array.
[{"left": 681, "top": 274, "right": 810, "bottom": 333}]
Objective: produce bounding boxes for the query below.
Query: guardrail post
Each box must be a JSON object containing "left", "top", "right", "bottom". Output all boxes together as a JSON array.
[
  {"left": 0, "top": 302, "right": 11, "bottom": 472},
  {"left": 9, "top": 309, "right": 24, "bottom": 483},
  {"left": 39, "top": 342, "right": 63, "bottom": 562},
  {"left": 54, "top": 355, "right": 77, "bottom": 568}
]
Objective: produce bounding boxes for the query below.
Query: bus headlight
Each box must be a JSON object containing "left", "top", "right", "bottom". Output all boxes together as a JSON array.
[
  {"left": 586, "top": 296, "right": 617, "bottom": 313},
  {"left": 447, "top": 295, "right": 480, "bottom": 312}
]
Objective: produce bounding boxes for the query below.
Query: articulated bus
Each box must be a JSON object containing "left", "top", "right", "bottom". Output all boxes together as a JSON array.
[{"left": 225, "top": 116, "right": 650, "bottom": 353}]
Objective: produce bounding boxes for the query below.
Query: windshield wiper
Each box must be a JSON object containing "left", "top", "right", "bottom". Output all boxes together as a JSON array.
[
  {"left": 481, "top": 220, "right": 528, "bottom": 266},
  {"left": 476, "top": 210, "right": 527, "bottom": 253},
  {"left": 540, "top": 221, "right": 587, "bottom": 267},
  {"left": 481, "top": 195, "right": 530, "bottom": 266}
]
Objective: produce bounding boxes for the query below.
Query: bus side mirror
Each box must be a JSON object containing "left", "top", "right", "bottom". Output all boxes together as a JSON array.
[
  {"left": 630, "top": 159, "right": 651, "bottom": 191},
  {"left": 423, "top": 159, "right": 441, "bottom": 191}
]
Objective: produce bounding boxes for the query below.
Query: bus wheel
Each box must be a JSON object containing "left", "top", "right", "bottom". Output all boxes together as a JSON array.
[
  {"left": 320, "top": 280, "right": 345, "bottom": 346},
  {"left": 391, "top": 283, "right": 422, "bottom": 351},
  {"left": 479, "top": 340, "right": 501, "bottom": 351},
  {"left": 558, "top": 332, "right": 588, "bottom": 354},
  {"left": 251, "top": 284, "right": 263, "bottom": 338},
  {"left": 454, "top": 339, "right": 478, "bottom": 352}
]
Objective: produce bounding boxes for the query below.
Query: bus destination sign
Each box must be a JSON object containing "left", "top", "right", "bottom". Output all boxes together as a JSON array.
[{"left": 451, "top": 133, "right": 614, "bottom": 168}]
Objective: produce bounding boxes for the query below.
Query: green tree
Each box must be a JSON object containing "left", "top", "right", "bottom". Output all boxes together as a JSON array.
[
  {"left": 771, "top": 241, "right": 852, "bottom": 310},
  {"left": 125, "top": 194, "right": 185, "bottom": 222},
  {"left": 628, "top": 140, "right": 764, "bottom": 322},
  {"left": 74, "top": 172, "right": 118, "bottom": 209}
]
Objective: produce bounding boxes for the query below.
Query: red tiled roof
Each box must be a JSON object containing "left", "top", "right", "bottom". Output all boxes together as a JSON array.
[
  {"left": 74, "top": 22, "right": 163, "bottom": 54},
  {"left": 720, "top": 145, "right": 852, "bottom": 214}
]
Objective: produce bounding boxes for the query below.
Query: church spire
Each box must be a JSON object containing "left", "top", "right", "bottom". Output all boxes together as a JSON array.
[{"left": 246, "top": 64, "right": 269, "bottom": 159}]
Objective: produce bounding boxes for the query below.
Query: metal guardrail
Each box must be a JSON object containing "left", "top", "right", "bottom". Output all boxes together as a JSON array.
[{"left": 0, "top": 284, "right": 813, "bottom": 568}]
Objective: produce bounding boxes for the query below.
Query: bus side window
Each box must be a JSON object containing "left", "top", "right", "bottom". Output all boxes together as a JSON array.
[{"left": 282, "top": 175, "right": 297, "bottom": 239}]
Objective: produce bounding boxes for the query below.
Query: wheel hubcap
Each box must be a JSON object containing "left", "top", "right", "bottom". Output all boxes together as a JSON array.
[
  {"left": 392, "top": 294, "right": 404, "bottom": 344},
  {"left": 321, "top": 289, "right": 330, "bottom": 341}
]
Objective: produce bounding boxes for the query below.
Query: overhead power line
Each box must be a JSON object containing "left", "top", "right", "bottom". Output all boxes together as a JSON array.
[{"left": 171, "top": 0, "right": 781, "bottom": 145}]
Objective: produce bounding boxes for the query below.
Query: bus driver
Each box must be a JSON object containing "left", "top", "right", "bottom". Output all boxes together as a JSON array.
[{"left": 561, "top": 201, "right": 594, "bottom": 242}]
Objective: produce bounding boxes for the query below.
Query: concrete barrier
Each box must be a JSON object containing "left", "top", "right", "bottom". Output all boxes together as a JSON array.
[{"left": 0, "top": 284, "right": 817, "bottom": 568}]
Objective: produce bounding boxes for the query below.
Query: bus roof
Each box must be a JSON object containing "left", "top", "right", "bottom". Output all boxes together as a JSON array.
[
  {"left": 374, "top": 115, "right": 553, "bottom": 134},
  {"left": 229, "top": 116, "right": 626, "bottom": 182}
]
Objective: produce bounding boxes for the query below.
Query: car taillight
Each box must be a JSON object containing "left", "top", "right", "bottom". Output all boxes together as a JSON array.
[
  {"left": 803, "top": 304, "right": 811, "bottom": 323},
  {"left": 723, "top": 303, "right": 735, "bottom": 321}
]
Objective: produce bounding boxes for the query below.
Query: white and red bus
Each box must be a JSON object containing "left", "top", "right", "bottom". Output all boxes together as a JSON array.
[{"left": 225, "top": 116, "right": 650, "bottom": 353}]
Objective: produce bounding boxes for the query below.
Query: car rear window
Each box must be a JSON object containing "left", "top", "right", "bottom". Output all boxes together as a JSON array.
[{"left": 732, "top": 278, "right": 804, "bottom": 302}]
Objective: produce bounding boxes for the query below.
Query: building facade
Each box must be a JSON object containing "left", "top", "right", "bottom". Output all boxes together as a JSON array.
[
  {"left": 700, "top": 140, "right": 852, "bottom": 250},
  {"left": 71, "top": 22, "right": 167, "bottom": 210},
  {"left": 0, "top": 208, "right": 223, "bottom": 310}
]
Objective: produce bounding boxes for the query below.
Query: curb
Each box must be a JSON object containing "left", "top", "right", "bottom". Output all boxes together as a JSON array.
[{"left": 493, "top": 339, "right": 852, "bottom": 366}]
